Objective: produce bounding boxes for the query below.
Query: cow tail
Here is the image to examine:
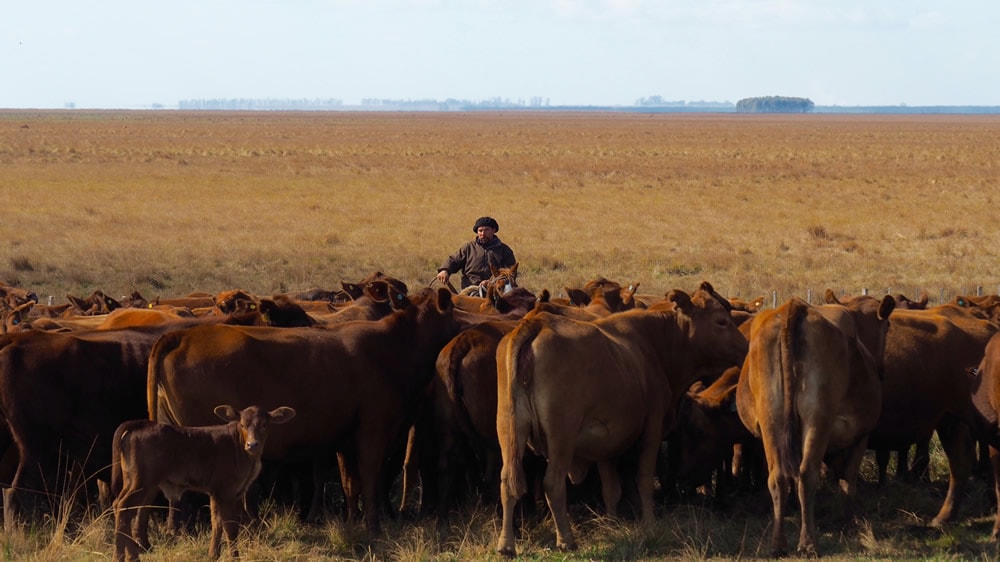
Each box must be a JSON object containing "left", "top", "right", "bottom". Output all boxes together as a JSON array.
[
  {"left": 110, "top": 424, "right": 128, "bottom": 499},
  {"left": 498, "top": 320, "right": 539, "bottom": 500},
  {"left": 146, "top": 332, "right": 180, "bottom": 423},
  {"left": 779, "top": 298, "right": 808, "bottom": 480}
]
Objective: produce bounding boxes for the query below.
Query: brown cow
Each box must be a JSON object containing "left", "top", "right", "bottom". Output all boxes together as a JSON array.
[
  {"left": 564, "top": 276, "right": 639, "bottom": 316},
  {"left": 863, "top": 302, "right": 996, "bottom": 527},
  {"left": 1, "top": 302, "right": 34, "bottom": 334},
  {"left": 736, "top": 295, "right": 894, "bottom": 556},
  {"left": 66, "top": 290, "right": 123, "bottom": 316},
  {"left": 968, "top": 332, "right": 1000, "bottom": 538},
  {"left": 495, "top": 282, "right": 747, "bottom": 556},
  {"left": 833, "top": 292, "right": 932, "bottom": 484},
  {"left": 340, "top": 271, "right": 409, "bottom": 301},
  {"left": 112, "top": 404, "right": 295, "bottom": 561},
  {"left": 0, "top": 309, "right": 292, "bottom": 528},
  {"left": 147, "top": 288, "right": 460, "bottom": 533},
  {"left": 0, "top": 327, "right": 167, "bottom": 528}
]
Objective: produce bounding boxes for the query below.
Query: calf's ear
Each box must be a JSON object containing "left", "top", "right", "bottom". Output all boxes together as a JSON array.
[
  {"left": 269, "top": 406, "right": 297, "bottom": 424},
  {"left": 214, "top": 404, "right": 239, "bottom": 422}
]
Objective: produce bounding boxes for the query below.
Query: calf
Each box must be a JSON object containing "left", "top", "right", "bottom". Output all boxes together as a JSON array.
[{"left": 112, "top": 405, "right": 296, "bottom": 561}]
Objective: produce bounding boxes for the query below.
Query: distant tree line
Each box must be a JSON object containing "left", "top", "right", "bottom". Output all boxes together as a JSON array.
[
  {"left": 634, "top": 96, "right": 733, "bottom": 108},
  {"left": 178, "top": 98, "right": 343, "bottom": 110},
  {"left": 736, "top": 96, "right": 814, "bottom": 113},
  {"left": 360, "top": 97, "right": 551, "bottom": 110}
]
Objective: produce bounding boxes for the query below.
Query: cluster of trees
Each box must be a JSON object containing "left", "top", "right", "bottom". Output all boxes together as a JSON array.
[{"left": 736, "top": 96, "right": 814, "bottom": 113}]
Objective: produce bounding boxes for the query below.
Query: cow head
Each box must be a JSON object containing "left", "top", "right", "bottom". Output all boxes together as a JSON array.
[
  {"left": 2, "top": 301, "right": 34, "bottom": 333},
  {"left": 215, "top": 404, "right": 296, "bottom": 453},
  {"left": 213, "top": 289, "right": 259, "bottom": 315},
  {"left": 668, "top": 281, "right": 748, "bottom": 369},
  {"left": 825, "top": 289, "right": 896, "bottom": 376},
  {"left": 0, "top": 283, "right": 38, "bottom": 312}
]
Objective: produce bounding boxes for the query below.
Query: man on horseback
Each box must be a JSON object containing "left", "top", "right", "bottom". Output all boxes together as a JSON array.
[{"left": 436, "top": 216, "right": 517, "bottom": 292}]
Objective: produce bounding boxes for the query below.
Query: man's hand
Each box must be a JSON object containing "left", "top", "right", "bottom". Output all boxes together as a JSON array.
[{"left": 436, "top": 270, "right": 449, "bottom": 284}]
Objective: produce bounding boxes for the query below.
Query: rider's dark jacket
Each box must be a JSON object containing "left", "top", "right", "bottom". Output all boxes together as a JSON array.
[{"left": 438, "top": 236, "right": 516, "bottom": 289}]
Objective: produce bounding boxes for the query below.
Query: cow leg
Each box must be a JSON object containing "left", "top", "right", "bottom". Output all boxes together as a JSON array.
[
  {"left": 114, "top": 488, "right": 156, "bottom": 562},
  {"left": 595, "top": 460, "right": 621, "bottom": 518},
  {"left": 634, "top": 432, "right": 660, "bottom": 524},
  {"left": 765, "top": 450, "right": 789, "bottom": 557},
  {"left": 336, "top": 450, "right": 361, "bottom": 524},
  {"left": 875, "top": 448, "right": 890, "bottom": 487},
  {"left": 542, "top": 455, "right": 576, "bottom": 552},
  {"left": 991, "top": 446, "right": 1000, "bottom": 540},
  {"left": 399, "top": 425, "right": 419, "bottom": 514},
  {"left": 209, "top": 497, "right": 242, "bottom": 560},
  {"left": 912, "top": 439, "right": 931, "bottom": 483},
  {"left": 796, "top": 428, "right": 825, "bottom": 557},
  {"left": 929, "top": 418, "right": 974, "bottom": 527}
]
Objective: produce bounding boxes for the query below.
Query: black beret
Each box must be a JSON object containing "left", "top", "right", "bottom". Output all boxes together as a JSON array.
[{"left": 473, "top": 216, "right": 499, "bottom": 232}]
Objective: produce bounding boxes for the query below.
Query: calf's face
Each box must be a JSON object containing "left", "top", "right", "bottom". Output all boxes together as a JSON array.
[{"left": 214, "top": 404, "right": 297, "bottom": 453}]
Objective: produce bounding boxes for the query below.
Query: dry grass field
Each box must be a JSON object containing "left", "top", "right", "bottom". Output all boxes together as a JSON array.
[
  {"left": 2, "top": 111, "right": 1000, "bottom": 560},
  {"left": 2, "top": 110, "right": 999, "bottom": 304}
]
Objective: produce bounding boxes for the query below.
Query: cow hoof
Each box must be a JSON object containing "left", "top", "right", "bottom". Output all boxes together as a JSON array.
[
  {"left": 497, "top": 545, "right": 517, "bottom": 558},
  {"left": 796, "top": 545, "right": 818, "bottom": 558},
  {"left": 557, "top": 541, "right": 578, "bottom": 552}
]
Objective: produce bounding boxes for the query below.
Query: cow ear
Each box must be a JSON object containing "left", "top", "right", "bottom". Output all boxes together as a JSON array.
[
  {"left": 878, "top": 295, "right": 896, "bottom": 320},
  {"left": 824, "top": 289, "right": 841, "bottom": 305},
  {"left": 341, "top": 282, "right": 363, "bottom": 300},
  {"left": 436, "top": 288, "right": 454, "bottom": 312},
  {"left": 667, "top": 290, "right": 692, "bottom": 313},
  {"left": 365, "top": 281, "right": 390, "bottom": 303},
  {"left": 214, "top": 405, "right": 239, "bottom": 422},
  {"left": 268, "top": 406, "right": 297, "bottom": 424},
  {"left": 538, "top": 289, "right": 551, "bottom": 303},
  {"left": 566, "top": 288, "right": 589, "bottom": 306},
  {"left": 490, "top": 262, "right": 500, "bottom": 277},
  {"left": 510, "top": 262, "right": 519, "bottom": 277}
]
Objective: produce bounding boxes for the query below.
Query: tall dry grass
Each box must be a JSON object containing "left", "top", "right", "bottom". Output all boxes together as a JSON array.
[{"left": 2, "top": 111, "right": 999, "bottom": 303}]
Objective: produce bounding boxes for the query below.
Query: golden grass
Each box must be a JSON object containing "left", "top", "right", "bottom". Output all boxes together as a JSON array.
[
  {"left": 2, "top": 110, "right": 999, "bottom": 303},
  {"left": 3, "top": 110, "right": 1000, "bottom": 560}
]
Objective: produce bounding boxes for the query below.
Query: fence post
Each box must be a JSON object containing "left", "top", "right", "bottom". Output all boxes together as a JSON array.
[
  {"left": 806, "top": 288, "right": 812, "bottom": 304},
  {"left": 772, "top": 290, "right": 778, "bottom": 310}
]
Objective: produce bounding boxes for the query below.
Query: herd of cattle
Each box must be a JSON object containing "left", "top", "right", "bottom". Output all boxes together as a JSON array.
[{"left": 3, "top": 270, "right": 1000, "bottom": 558}]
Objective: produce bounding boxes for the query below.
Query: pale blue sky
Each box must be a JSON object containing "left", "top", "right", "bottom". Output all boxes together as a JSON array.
[{"left": 2, "top": 0, "right": 996, "bottom": 109}]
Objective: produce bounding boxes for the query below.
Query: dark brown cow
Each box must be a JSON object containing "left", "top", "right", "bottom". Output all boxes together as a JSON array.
[
  {"left": 147, "top": 288, "right": 460, "bottom": 533},
  {"left": 0, "top": 310, "right": 291, "bottom": 528},
  {"left": 340, "top": 271, "right": 409, "bottom": 301},
  {"left": 863, "top": 302, "right": 997, "bottom": 527},
  {"left": 0, "top": 327, "right": 166, "bottom": 528},
  {"left": 737, "top": 295, "right": 894, "bottom": 556},
  {"left": 665, "top": 365, "right": 761, "bottom": 502},
  {"left": 495, "top": 282, "right": 747, "bottom": 556},
  {"left": 968, "top": 332, "right": 1000, "bottom": 538},
  {"left": 112, "top": 405, "right": 295, "bottom": 561},
  {"left": 66, "top": 290, "right": 123, "bottom": 316}
]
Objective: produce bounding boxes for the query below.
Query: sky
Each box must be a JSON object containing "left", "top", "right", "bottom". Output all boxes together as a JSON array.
[{"left": 2, "top": 0, "right": 997, "bottom": 109}]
